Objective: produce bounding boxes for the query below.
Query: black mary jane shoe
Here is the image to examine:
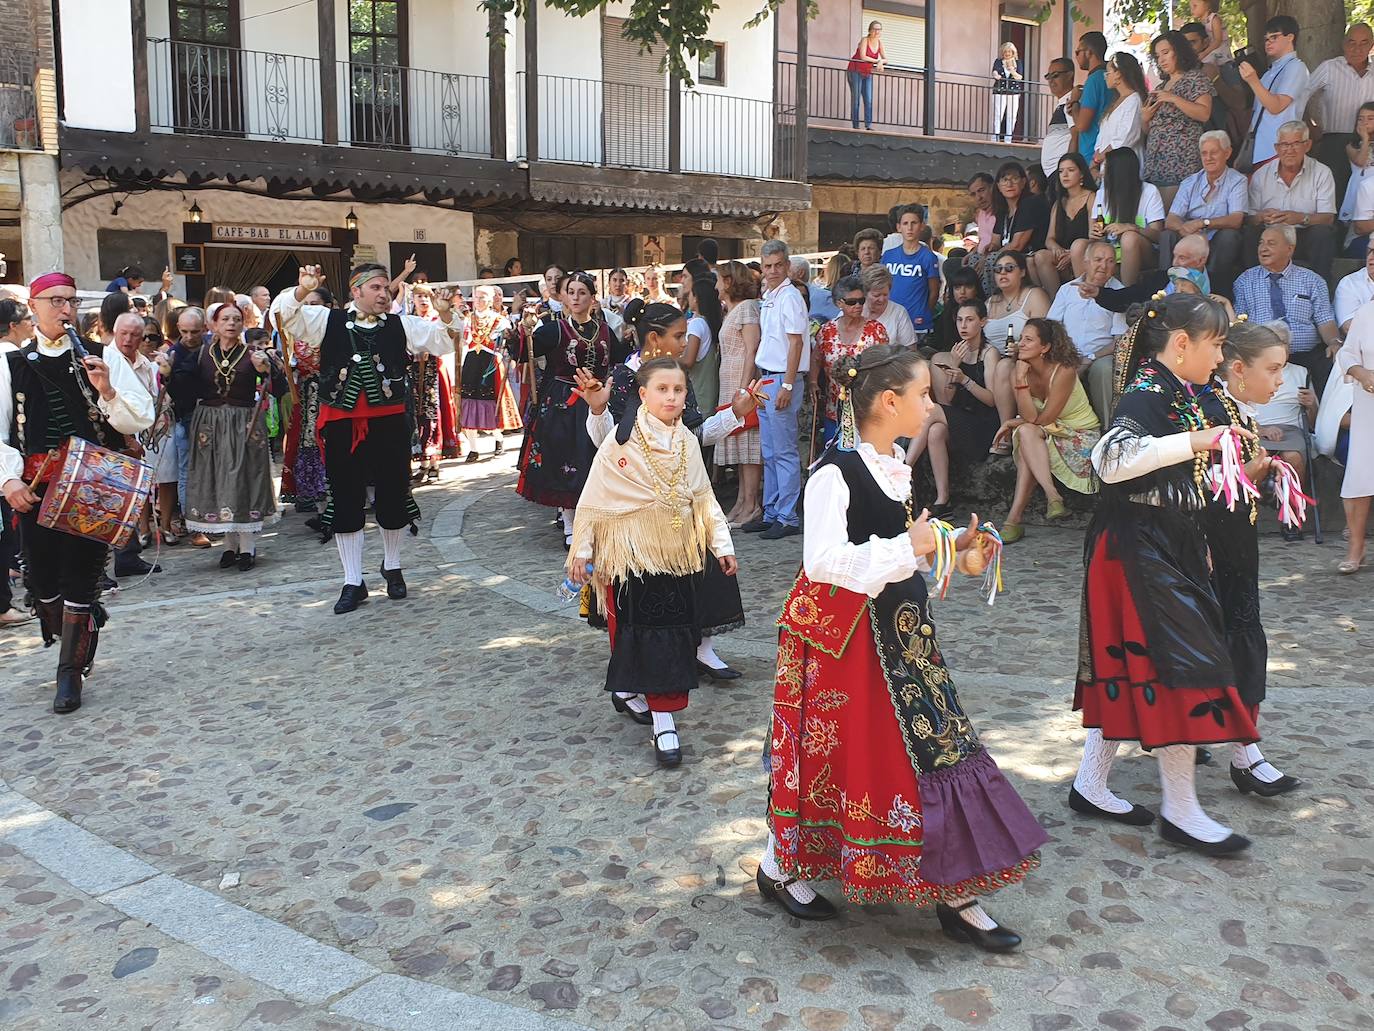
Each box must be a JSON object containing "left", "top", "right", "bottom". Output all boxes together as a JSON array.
[
  {"left": 1230, "top": 761, "right": 1301, "bottom": 797},
  {"left": 219, "top": 550, "right": 239, "bottom": 570},
  {"left": 1159, "top": 816, "right": 1251, "bottom": 857},
  {"left": 464, "top": 452, "right": 481, "bottom": 464},
  {"left": 611, "top": 694, "right": 653, "bottom": 725},
  {"left": 653, "top": 729, "right": 683, "bottom": 767},
  {"left": 333, "top": 581, "right": 370, "bottom": 615},
  {"left": 696, "top": 660, "right": 742, "bottom": 681},
  {"left": 236, "top": 553, "right": 256, "bottom": 572},
  {"left": 1068, "top": 786, "right": 1155, "bottom": 826},
  {"left": 936, "top": 901, "right": 1022, "bottom": 953},
  {"left": 1196, "top": 747, "right": 1213, "bottom": 766},
  {"left": 379, "top": 565, "right": 408, "bottom": 600},
  {"left": 755, "top": 866, "right": 838, "bottom": 922}
]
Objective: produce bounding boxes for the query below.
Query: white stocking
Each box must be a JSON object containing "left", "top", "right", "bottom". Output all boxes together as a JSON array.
[
  {"left": 1158, "top": 744, "right": 1231, "bottom": 843},
  {"left": 336, "top": 530, "right": 364, "bottom": 586},
  {"left": 1231, "top": 741, "right": 1283, "bottom": 783},
  {"left": 615, "top": 691, "right": 649, "bottom": 714},
  {"left": 1073, "top": 729, "right": 1133, "bottom": 814},
  {"left": 947, "top": 897, "right": 997, "bottom": 930},
  {"left": 464, "top": 428, "right": 480, "bottom": 451},
  {"left": 760, "top": 832, "right": 819, "bottom": 904},
  {"left": 237, "top": 531, "right": 257, "bottom": 556},
  {"left": 381, "top": 527, "right": 403, "bottom": 572},
  {"left": 651, "top": 710, "right": 679, "bottom": 752},
  {"left": 696, "top": 635, "right": 727, "bottom": 670}
]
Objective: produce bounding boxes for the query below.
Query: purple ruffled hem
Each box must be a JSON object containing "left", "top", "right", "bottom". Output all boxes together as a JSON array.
[
  {"left": 918, "top": 747, "right": 1049, "bottom": 886},
  {"left": 461, "top": 399, "right": 499, "bottom": 429}
]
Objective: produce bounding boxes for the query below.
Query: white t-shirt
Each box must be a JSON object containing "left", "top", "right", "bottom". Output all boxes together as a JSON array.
[
  {"left": 1092, "top": 182, "right": 1166, "bottom": 227},
  {"left": 757, "top": 279, "right": 810, "bottom": 373},
  {"left": 687, "top": 315, "right": 713, "bottom": 360}
]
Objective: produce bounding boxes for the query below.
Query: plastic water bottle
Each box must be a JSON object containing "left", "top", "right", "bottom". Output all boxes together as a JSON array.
[{"left": 556, "top": 564, "right": 591, "bottom": 603}]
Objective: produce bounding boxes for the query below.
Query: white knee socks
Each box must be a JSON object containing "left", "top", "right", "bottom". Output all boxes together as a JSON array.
[
  {"left": 615, "top": 691, "right": 649, "bottom": 715},
  {"left": 464, "top": 428, "right": 479, "bottom": 451},
  {"left": 695, "top": 636, "right": 727, "bottom": 670},
  {"left": 236, "top": 531, "right": 257, "bottom": 556},
  {"left": 1158, "top": 744, "right": 1231, "bottom": 843},
  {"left": 1231, "top": 741, "right": 1283, "bottom": 783},
  {"left": 948, "top": 897, "right": 998, "bottom": 930},
  {"left": 1073, "top": 729, "right": 1133, "bottom": 814},
  {"left": 336, "top": 530, "right": 364, "bottom": 586},
  {"left": 651, "top": 710, "right": 678, "bottom": 751},
  {"left": 760, "top": 832, "right": 819, "bottom": 904},
  {"left": 381, "top": 527, "right": 403, "bottom": 572}
]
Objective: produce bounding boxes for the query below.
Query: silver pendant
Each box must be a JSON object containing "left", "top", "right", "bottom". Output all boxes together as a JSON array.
[{"left": 351, "top": 354, "right": 362, "bottom": 363}]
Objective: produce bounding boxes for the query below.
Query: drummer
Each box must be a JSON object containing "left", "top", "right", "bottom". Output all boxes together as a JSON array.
[{"left": 0, "top": 272, "right": 155, "bottom": 714}]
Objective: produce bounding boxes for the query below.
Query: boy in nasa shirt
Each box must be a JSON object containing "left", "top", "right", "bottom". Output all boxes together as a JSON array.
[{"left": 881, "top": 204, "right": 941, "bottom": 341}]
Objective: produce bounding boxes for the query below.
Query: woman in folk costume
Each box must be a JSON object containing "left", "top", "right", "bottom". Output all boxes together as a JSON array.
[
  {"left": 1197, "top": 319, "right": 1300, "bottom": 796},
  {"left": 575, "top": 300, "right": 763, "bottom": 680},
  {"left": 568, "top": 357, "right": 737, "bottom": 768},
  {"left": 460, "top": 284, "right": 522, "bottom": 461},
  {"left": 517, "top": 271, "right": 626, "bottom": 547},
  {"left": 1070, "top": 292, "right": 1260, "bottom": 856},
  {"left": 277, "top": 285, "right": 332, "bottom": 513},
  {"left": 183, "top": 301, "right": 287, "bottom": 571},
  {"left": 760, "top": 344, "right": 1046, "bottom": 950},
  {"left": 409, "top": 284, "right": 462, "bottom": 480}
]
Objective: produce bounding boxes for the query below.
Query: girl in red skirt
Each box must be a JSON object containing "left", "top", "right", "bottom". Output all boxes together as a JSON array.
[
  {"left": 760, "top": 344, "right": 1046, "bottom": 951},
  {"left": 1071, "top": 292, "right": 1260, "bottom": 856}
]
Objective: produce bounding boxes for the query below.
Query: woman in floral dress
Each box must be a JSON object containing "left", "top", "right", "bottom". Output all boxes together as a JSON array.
[
  {"left": 714, "top": 260, "right": 764, "bottom": 526},
  {"left": 1142, "top": 30, "right": 1216, "bottom": 205},
  {"left": 811, "top": 273, "right": 888, "bottom": 447}
]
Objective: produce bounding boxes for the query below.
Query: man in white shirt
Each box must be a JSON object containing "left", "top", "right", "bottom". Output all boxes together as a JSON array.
[
  {"left": 1304, "top": 23, "right": 1374, "bottom": 202},
  {"left": 1243, "top": 121, "right": 1338, "bottom": 279},
  {"left": 1041, "top": 58, "right": 1078, "bottom": 176},
  {"left": 1335, "top": 246, "right": 1374, "bottom": 333},
  {"left": 1048, "top": 239, "right": 1128, "bottom": 425},
  {"left": 108, "top": 312, "right": 163, "bottom": 580},
  {"left": 1347, "top": 174, "right": 1374, "bottom": 261},
  {"left": 744, "top": 240, "right": 809, "bottom": 539}
]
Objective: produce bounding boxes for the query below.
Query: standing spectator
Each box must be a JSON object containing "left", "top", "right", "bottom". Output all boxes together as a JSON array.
[
  {"left": 1303, "top": 23, "right": 1374, "bottom": 203},
  {"left": 0, "top": 300, "right": 28, "bottom": 624},
  {"left": 1238, "top": 15, "right": 1308, "bottom": 171},
  {"left": 847, "top": 21, "right": 885, "bottom": 130},
  {"left": 1048, "top": 238, "right": 1128, "bottom": 425},
  {"left": 1187, "top": 0, "right": 1230, "bottom": 68},
  {"left": 852, "top": 228, "right": 884, "bottom": 273},
  {"left": 1072, "top": 31, "right": 1113, "bottom": 161},
  {"left": 1035, "top": 151, "right": 1097, "bottom": 293},
  {"left": 166, "top": 306, "right": 211, "bottom": 547},
  {"left": 696, "top": 238, "right": 720, "bottom": 266},
  {"left": 881, "top": 204, "right": 941, "bottom": 340},
  {"left": 105, "top": 265, "right": 145, "bottom": 294},
  {"left": 249, "top": 285, "right": 271, "bottom": 316},
  {"left": 1336, "top": 245, "right": 1374, "bottom": 333},
  {"left": 1088, "top": 148, "right": 1166, "bottom": 286},
  {"left": 714, "top": 261, "right": 764, "bottom": 527},
  {"left": 503, "top": 257, "right": 523, "bottom": 278},
  {"left": 810, "top": 274, "right": 888, "bottom": 446},
  {"left": 1233, "top": 226, "right": 1342, "bottom": 396},
  {"left": 1341, "top": 103, "right": 1374, "bottom": 255},
  {"left": 965, "top": 172, "right": 1000, "bottom": 280},
  {"left": 810, "top": 253, "right": 848, "bottom": 323},
  {"left": 1337, "top": 303, "right": 1374, "bottom": 574},
  {"left": 1042, "top": 57, "right": 1078, "bottom": 175},
  {"left": 993, "top": 161, "right": 1051, "bottom": 267},
  {"left": 1093, "top": 52, "right": 1147, "bottom": 169},
  {"left": 993, "top": 42, "right": 1025, "bottom": 143},
  {"left": 859, "top": 264, "right": 917, "bottom": 349},
  {"left": 1244, "top": 121, "right": 1338, "bottom": 279},
  {"left": 1142, "top": 31, "right": 1215, "bottom": 207},
  {"left": 1160, "top": 130, "right": 1247, "bottom": 296},
  {"left": 604, "top": 267, "right": 632, "bottom": 315},
  {"left": 744, "top": 240, "right": 808, "bottom": 540},
  {"left": 682, "top": 277, "right": 722, "bottom": 415}
]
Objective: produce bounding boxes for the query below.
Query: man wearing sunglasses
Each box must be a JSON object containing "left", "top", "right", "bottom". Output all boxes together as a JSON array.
[
  {"left": 1042, "top": 57, "right": 1078, "bottom": 177},
  {"left": 1238, "top": 15, "right": 1309, "bottom": 171}
]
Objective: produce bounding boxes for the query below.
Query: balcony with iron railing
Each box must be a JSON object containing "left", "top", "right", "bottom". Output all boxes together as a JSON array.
[{"left": 0, "top": 47, "right": 42, "bottom": 151}]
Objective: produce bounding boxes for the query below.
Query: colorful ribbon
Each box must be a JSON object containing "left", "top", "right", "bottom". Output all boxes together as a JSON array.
[
  {"left": 928, "top": 519, "right": 959, "bottom": 600},
  {"left": 1209, "top": 426, "right": 1261, "bottom": 514},
  {"left": 975, "top": 522, "right": 1005, "bottom": 607},
  {"left": 1269, "top": 457, "right": 1315, "bottom": 530}
]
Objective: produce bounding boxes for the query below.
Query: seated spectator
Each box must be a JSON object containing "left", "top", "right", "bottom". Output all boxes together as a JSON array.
[
  {"left": 1303, "top": 23, "right": 1374, "bottom": 206},
  {"left": 984, "top": 249, "right": 1051, "bottom": 447},
  {"left": 1048, "top": 238, "right": 1128, "bottom": 425},
  {"left": 1233, "top": 226, "right": 1342, "bottom": 396},
  {"left": 882, "top": 204, "right": 941, "bottom": 340},
  {"left": 992, "top": 317, "right": 1101, "bottom": 543},
  {"left": 1083, "top": 148, "right": 1165, "bottom": 286},
  {"left": 1335, "top": 245, "right": 1374, "bottom": 334},
  {"left": 1178, "top": 20, "right": 1247, "bottom": 146},
  {"left": 1244, "top": 120, "right": 1338, "bottom": 279},
  {"left": 1249, "top": 321, "right": 1319, "bottom": 538},
  {"left": 1346, "top": 158, "right": 1374, "bottom": 261},
  {"left": 964, "top": 172, "right": 999, "bottom": 280},
  {"left": 992, "top": 161, "right": 1051, "bottom": 266},
  {"left": 1033, "top": 151, "right": 1096, "bottom": 293},
  {"left": 906, "top": 299, "right": 1001, "bottom": 516},
  {"left": 1160, "top": 129, "right": 1247, "bottom": 296},
  {"left": 931, "top": 266, "right": 986, "bottom": 352},
  {"left": 1027, "top": 165, "right": 1049, "bottom": 197},
  {"left": 1085, "top": 233, "right": 1232, "bottom": 317},
  {"left": 1239, "top": 14, "right": 1309, "bottom": 172},
  {"left": 106, "top": 265, "right": 145, "bottom": 294},
  {"left": 810, "top": 274, "right": 889, "bottom": 445},
  {"left": 860, "top": 264, "right": 916, "bottom": 348},
  {"left": 1042, "top": 57, "right": 1078, "bottom": 177},
  {"left": 1142, "top": 31, "right": 1215, "bottom": 207},
  {"left": 1340, "top": 102, "right": 1374, "bottom": 259},
  {"left": 853, "top": 228, "right": 884, "bottom": 273},
  {"left": 1093, "top": 52, "right": 1147, "bottom": 171}
]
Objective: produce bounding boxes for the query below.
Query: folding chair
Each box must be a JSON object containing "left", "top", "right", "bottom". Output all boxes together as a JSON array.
[{"left": 1301, "top": 405, "right": 1324, "bottom": 545}]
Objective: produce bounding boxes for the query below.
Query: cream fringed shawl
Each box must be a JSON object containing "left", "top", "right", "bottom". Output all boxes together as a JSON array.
[{"left": 568, "top": 408, "right": 726, "bottom": 589}]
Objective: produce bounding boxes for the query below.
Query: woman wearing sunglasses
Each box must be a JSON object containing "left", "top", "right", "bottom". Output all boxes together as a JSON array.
[{"left": 810, "top": 274, "right": 889, "bottom": 447}]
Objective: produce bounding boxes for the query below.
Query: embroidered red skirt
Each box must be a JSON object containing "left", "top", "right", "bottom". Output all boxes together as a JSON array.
[{"left": 1076, "top": 534, "right": 1259, "bottom": 748}]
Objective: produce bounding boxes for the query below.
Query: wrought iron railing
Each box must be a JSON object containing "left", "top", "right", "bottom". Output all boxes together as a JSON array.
[
  {"left": 336, "top": 61, "right": 490, "bottom": 156},
  {"left": 0, "top": 47, "right": 41, "bottom": 151},
  {"left": 777, "top": 53, "right": 1056, "bottom": 145}
]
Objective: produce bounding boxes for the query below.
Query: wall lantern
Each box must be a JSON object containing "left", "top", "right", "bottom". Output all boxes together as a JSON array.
[
  {"left": 345, "top": 209, "right": 359, "bottom": 231},
  {"left": 188, "top": 201, "right": 203, "bottom": 223}
]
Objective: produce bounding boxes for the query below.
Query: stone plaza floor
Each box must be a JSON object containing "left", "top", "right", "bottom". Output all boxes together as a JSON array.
[{"left": 1, "top": 448, "right": 1371, "bottom": 1031}]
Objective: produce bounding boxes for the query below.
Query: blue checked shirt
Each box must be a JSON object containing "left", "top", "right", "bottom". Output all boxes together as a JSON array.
[
  {"left": 1168, "top": 167, "right": 1248, "bottom": 237},
  {"left": 1232, "top": 262, "right": 1336, "bottom": 354}
]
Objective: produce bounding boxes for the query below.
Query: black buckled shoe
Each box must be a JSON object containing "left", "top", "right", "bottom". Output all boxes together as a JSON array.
[
  {"left": 334, "top": 581, "right": 369, "bottom": 615},
  {"left": 936, "top": 901, "right": 1022, "bottom": 952},
  {"left": 1159, "top": 817, "right": 1251, "bottom": 856},
  {"left": 1068, "top": 786, "right": 1155, "bottom": 826},
  {"left": 380, "top": 565, "right": 407, "bottom": 600},
  {"left": 696, "top": 660, "right": 742, "bottom": 681},
  {"left": 755, "top": 866, "right": 838, "bottom": 921},
  {"left": 1230, "top": 761, "right": 1301, "bottom": 797},
  {"left": 653, "top": 729, "right": 682, "bottom": 767},
  {"left": 611, "top": 694, "right": 653, "bottom": 725}
]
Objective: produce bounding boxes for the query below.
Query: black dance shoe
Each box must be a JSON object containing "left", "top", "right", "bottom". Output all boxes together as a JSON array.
[
  {"left": 465, "top": 452, "right": 481, "bottom": 464},
  {"left": 755, "top": 866, "right": 838, "bottom": 921},
  {"left": 237, "top": 553, "right": 256, "bottom": 572},
  {"left": 1230, "top": 761, "right": 1301, "bottom": 797},
  {"left": 334, "top": 581, "right": 369, "bottom": 615},
  {"left": 696, "top": 660, "right": 742, "bottom": 681},
  {"left": 611, "top": 694, "right": 653, "bottom": 725},
  {"left": 114, "top": 557, "right": 160, "bottom": 577},
  {"left": 219, "top": 550, "right": 239, "bottom": 569},
  {"left": 1159, "top": 817, "right": 1251, "bottom": 856},
  {"left": 653, "top": 729, "right": 682, "bottom": 767},
  {"left": 1068, "top": 786, "right": 1155, "bottom": 826},
  {"left": 1196, "top": 748, "right": 1213, "bottom": 766},
  {"left": 494, "top": 439, "right": 504, "bottom": 455},
  {"left": 936, "top": 901, "right": 1022, "bottom": 952},
  {"left": 380, "top": 565, "right": 408, "bottom": 600},
  {"left": 740, "top": 517, "right": 773, "bottom": 534}
]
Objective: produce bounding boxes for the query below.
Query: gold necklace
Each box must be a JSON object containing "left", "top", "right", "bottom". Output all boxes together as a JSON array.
[
  {"left": 634, "top": 410, "right": 691, "bottom": 530},
  {"left": 210, "top": 339, "right": 248, "bottom": 395}
]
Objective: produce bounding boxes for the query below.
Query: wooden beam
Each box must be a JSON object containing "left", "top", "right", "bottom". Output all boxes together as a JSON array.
[
  {"left": 668, "top": 73, "right": 682, "bottom": 173},
  {"left": 793, "top": 0, "right": 809, "bottom": 181},
  {"left": 524, "top": 3, "right": 539, "bottom": 163},
  {"left": 488, "top": 5, "right": 507, "bottom": 161},
  {"left": 131, "top": 0, "right": 149, "bottom": 134},
  {"left": 318, "top": 0, "right": 338, "bottom": 146}
]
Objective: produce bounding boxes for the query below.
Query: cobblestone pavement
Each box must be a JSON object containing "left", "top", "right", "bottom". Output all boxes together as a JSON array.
[{"left": 1, "top": 448, "right": 1371, "bottom": 1031}]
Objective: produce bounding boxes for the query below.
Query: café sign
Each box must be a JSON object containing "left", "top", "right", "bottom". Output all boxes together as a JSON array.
[{"left": 211, "top": 223, "right": 333, "bottom": 244}]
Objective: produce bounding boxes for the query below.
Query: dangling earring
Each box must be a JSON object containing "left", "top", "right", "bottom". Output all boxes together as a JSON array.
[
  {"left": 1174, "top": 350, "right": 1185, "bottom": 368},
  {"left": 838, "top": 369, "right": 859, "bottom": 453},
  {"left": 1238, "top": 376, "right": 1246, "bottom": 394}
]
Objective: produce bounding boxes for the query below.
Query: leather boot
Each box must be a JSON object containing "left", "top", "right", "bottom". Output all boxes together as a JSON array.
[
  {"left": 82, "top": 602, "right": 108, "bottom": 676},
  {"left": 35, "top": 597, "right": 63, "bottom": 648},
  {"left": 53, "top": 607, "right": 95, "bottom": 714}
]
